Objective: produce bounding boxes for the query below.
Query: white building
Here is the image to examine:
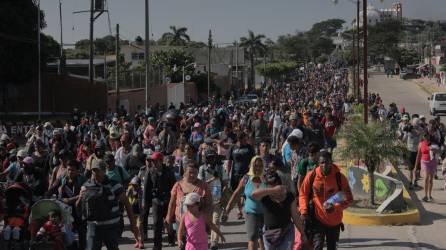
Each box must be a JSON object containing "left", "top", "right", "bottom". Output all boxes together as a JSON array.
[{"left": 355, "top": 3, "right": 402, "bottom": 27}]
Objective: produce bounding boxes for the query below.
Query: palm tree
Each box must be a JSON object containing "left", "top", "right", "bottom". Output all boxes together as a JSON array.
[
  {"left": 161, "top": 26, "right": 190, "bottom": 46},
  {"left": 240, "top": 30, "right": 267, "bottom": 89},
  {"left": 337, "top": 114, "right": 407, "bottom": 205}
]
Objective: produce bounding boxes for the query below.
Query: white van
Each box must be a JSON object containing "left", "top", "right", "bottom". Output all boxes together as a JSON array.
[{"left": 429, "top": 92, "right": 446, "bottom": 115}]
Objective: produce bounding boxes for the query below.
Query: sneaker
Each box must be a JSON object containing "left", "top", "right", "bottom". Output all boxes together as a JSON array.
[
  {"left": 210, "top": 245, "right": 218, "bottom": 250},
  {"left": 429, "top": 196, "right": 434, "bottom": 201},
  {"left": 422, "top": 196, "right": 429, "bottom": 202}
]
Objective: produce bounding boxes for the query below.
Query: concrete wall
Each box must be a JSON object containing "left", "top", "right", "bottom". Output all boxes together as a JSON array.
[
  {"left": 0, "top": 74, "right": 107, "bottom": 115},
  {"left": 108, "top": 82, "right": 198, "bottom": 115}
]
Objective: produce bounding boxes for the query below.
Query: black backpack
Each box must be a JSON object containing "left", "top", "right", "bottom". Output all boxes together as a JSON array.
[{"left": 83, "top": 183, "right": 114, "bottom": 221}]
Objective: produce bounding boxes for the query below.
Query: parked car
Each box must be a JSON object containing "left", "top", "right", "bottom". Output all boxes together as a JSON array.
[{"left": 429, "top": 92, "right": 446, "bottom": 115}]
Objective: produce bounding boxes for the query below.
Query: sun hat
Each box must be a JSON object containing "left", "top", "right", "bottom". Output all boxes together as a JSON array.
[{"left": 184, "top": 192, "right": 201, "bottom": 206}]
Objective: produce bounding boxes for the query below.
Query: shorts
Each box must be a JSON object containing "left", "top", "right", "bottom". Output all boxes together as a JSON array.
[
  {"left": 421, "top": 159, "right": 437, "bottom": 175},
  {"left": 245, "top": 213, "right": 264, "bottom": 241},
  {"left": 408, "top": 151, "right": 417, "bottom": 170}
]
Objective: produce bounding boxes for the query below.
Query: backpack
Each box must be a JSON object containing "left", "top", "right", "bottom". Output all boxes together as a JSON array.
[
  {"left": 306, "top": 167, "right": 342, "bottom": 230},
  {"left": 83, "top": 183, "right": 114, "bottom": 221}
]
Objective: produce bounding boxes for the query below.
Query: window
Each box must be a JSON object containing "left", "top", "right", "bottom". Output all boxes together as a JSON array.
[
  {"left": 139, "top": 53, "right": 145, "bottom": 60},
  {"left": 435, "top": 94, "right": 446, "bottom": 101},
  {"left": 131, "top": 53, "right": 138, "bottom": 60}
]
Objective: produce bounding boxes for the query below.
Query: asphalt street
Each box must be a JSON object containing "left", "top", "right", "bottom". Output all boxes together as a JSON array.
[{"left": 119, "top": 73, "right": 446, "bottom": 250}]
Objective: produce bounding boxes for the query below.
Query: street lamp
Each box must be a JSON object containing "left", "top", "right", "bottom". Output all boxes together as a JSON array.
[{"left": 174, "top": 62, "right": 196, "bottom": 84}]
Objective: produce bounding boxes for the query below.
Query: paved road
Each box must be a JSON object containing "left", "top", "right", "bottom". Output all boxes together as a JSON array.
[{"left": 119, "top": 73, "right": 445, "bottom": 250}]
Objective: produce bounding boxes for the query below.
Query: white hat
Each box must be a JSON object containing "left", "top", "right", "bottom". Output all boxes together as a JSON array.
[
  {"left": 419, "top": 115, "right": 425, "bottom": 119},
  {"left": 44, "top": 122, "right": 52, "bottom": 128},
  {"left": 112, "top": 117, "right": 118, "bottom": 122},
  {"left": 17, "top": 149, "right": 27, "bottom": 158},
  {"left": 0, "top": 134, "right": 10, "bottom": 141},
  {"left": 288, "top": 129, "right": 303, "bottom": 139},
  {"left": 184, "top": 192, "right": 201, "bottom": 206},
  {"left": 98, "top": 122, "right": 104, "bottom": 127}
]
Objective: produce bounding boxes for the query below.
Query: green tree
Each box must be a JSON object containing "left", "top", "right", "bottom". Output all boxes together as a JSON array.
[
  {"left": 0, "top": 0, "right": 46, "bottom": 84},
  {"left": 276, "top": 33, "right": 311, "bottom": 61},
  {"left": 395, "top": 48, "right": 419, "bottom": 68},
  {"left": 337, "top": 115, "right": 407, "bottom": 205},
  {"left": 310, "top": 37, "right": 336, "bottom": 60},
  {"left": 256, "top": 61, "right": 297, "bottom": 81},
  {"left": 368, "top": 20, "right": 403, "bottom": 62},
  {"left": 161, "top": 26, "right": 191, "bottom": 46},
  {"left": 308, "top": 18, "right": 346, "bottom": 38},
  {"left": 240, "top": 30, "right": 267, "bottom": 89},
  {"left": 106, "top": 54, "right": 132, "bottom": 89}
]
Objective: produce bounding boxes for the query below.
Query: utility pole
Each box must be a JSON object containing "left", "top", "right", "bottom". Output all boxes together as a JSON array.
[
  {"left": 356, "top": 0, "right": 360, "bottom": 100},
  {"left": 235, "top": 41, "right": 239, "bottom": 90},
  {"left": 37, "top": 0, "right": 42, "bottom": 119},
  {"left": 352, "top": 23, "right": 356, "bottom": 97},
  {"left": 58, "top": 0, "right": 63, "bottom": 75},
  {"left": 145, "top": 0, "right": 150, "bottom": 114},
  {"left": 115, "top": 24, "right": 120, "bottom": 113},
  {"left": 208, "top": 30, "right": 212, "bottom": 100},
  {"left": 89, "top": 0, "right": 94, "bottom": 85},
  {"left": 363, "top": 0, "right": 368, "bottom": 124}
]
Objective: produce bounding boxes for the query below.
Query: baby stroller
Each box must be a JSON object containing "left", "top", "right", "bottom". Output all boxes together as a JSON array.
[
  {"left": 29, "top": 199, "right": 76, "bottom": 250},
  {"left": 0, "top": 183, "right": 32, "bottom": 250}
]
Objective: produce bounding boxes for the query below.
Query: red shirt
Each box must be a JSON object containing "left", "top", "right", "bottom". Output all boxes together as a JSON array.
[
  {"left": 321, "top": 117, "right": 338, "bottom": 138},
  {"left": 419, "top": 140, "right": 431, "bottom": 161}
]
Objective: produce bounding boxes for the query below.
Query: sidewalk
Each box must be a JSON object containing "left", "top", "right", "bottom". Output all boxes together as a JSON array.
[{"left": 409, "top": 77, "right": 444, "bottom": 95}]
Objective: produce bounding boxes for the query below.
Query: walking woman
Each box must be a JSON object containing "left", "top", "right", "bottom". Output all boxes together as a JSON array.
[
  {"left": 225, "top": 156, "right": 266, "bottom": 250},
  {"left": 416, "top": 133, "right": 439, "bottom": 202},
  {"left": 251, "top": 172, "right": 305, "bottom": 250}
]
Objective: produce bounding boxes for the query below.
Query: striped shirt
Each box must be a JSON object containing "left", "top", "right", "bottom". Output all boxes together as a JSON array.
[{"left": 82, "top": 177, "right": 124, "bottom": 226}]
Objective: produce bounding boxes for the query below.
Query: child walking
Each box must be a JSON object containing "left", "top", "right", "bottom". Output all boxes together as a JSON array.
[{"left": 177, "top": 192, "right": 225, "bottom": 250}]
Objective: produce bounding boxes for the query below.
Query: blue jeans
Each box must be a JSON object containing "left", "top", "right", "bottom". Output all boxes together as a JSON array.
[
  {"left": 86, "top": 223, "right": 120, "bottom": 250},
  {"left": 263, "top": 225, "right": 295, "bottom": 250}
]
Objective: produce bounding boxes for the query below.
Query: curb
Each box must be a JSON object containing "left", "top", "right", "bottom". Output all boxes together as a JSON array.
[{"left": 340, "top": 164, "right": 420, "bottom": 226}]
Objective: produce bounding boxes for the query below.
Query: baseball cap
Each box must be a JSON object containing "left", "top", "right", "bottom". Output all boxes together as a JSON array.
[
  {"left": 402, "top": 115, "right": 409, "bottom": 121},
  {"left": 419, "top": 115, "right": 426, "bottom": 120},
  {"left": 0, "top": 134, "right": 10, "bottom": 142},
  {"left": 289, "top": 129, "right": 304, "bottom": 139},
  {"left": 91, "top": 160, "right": 107, "bottom": 170},
  {"left": 17, "top": 149, "right": 27, "bottom": 158},
  {"left": 44, "top": 122, "right": 52, "bottom": 128},
  {"left": 97, "top": 122, "right": 104, "bottom": 127},
  {"left": 194, "top": 122, "right": 201, "bottom": 128},
  {"left": 184, "top": 192, "right": 201, "bottom": 206},
  {"left": 150, "top": 151, "right": 164, "bottom": 161}
]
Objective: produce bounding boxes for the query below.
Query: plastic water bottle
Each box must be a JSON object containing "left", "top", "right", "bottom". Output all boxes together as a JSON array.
[
  {"left": 324, "top": 191, "right": 345, "bottom": 206},
  {"left": 211, "top": 179, "right": 222, "bottom": 202}
]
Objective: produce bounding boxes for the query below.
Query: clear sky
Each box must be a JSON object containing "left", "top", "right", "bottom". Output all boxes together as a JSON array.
[{"left": 40, "top": 0, "right": 445, "bottom": 45}]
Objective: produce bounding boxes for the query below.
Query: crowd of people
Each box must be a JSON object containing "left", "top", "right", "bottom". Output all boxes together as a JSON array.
[
  {"left": 369, "top": 95, "right": 446, "bottom": 201},
  {"left": 0, "top": 63, "right": 357, "bottom": 250}
]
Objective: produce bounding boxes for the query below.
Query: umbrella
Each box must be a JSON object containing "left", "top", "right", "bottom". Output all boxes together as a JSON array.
[{"left": 29, "top": 199, "right": 73, "bottom": 225}]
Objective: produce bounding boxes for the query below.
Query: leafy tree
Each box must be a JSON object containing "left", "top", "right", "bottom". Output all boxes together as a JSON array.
[
  {"left": 136, "top": 49, "right": 195, "bottom": 83},
  {"left": 440, "top": 64, "right": 446, "bottom": 72},
  {"left": 161, "top": 26, "right": 191, "bottom": 46},
  {"left": 75, "top": 39, "right": 90, "bottom": 51},
  {"left": 310, "top": 37, "right": 336, "bottom": 60},
  {"left": 0, "top": 0, "right": 45, "bottom": 84},
  {"left": 41, "top": 34, "right": 61, "bottom": 62},
  {"left": 308, "top": 18, "right": 346, "bottom": 38},
  {"left": 240, "top": 30, "right": 267, "bottom": 89},
  {"left": 337, "top": 115, "right": 407, "bottom": 205},
  {"left": 106, "top": 54, "right": 132, "bottom": 88},
  {"left": 316, "top": 54, "right": 329, "bottom": 64},
  {"left": 395, "top": 48, "right": 419, "bottom": 68},
  {"left": 276, "top": 33, "right": 311, "bottom": 61},
  {"left": 135, "top": 36, "right": 143, "bottom": 45},
  {"left": 256, "top": 61, "right": 297, "bottom": 81},
  {"left": 187, "top": 41, "right": 207, "bottom": 48},
  {"left": 368, "top": 20, "right": 403, "bottom": 62}
]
